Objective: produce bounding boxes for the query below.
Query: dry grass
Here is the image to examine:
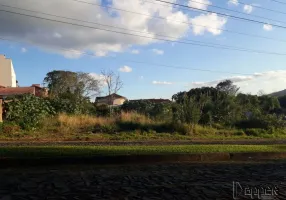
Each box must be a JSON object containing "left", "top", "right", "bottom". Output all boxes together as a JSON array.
[
  {"left": 58, "top": 114, "right": 114, "bottom": 128},
  {"left": 49, "top": 112, "right": 154, "bottom": 134},
  {"left": 119, "top": 112, "right": 153, "bottom": 124},
  {"left": 56, "top": 114, "right": 114, "bottom": 134},
  {"left": 2, "top": 112, "right": 286, "bottom": 141},
  {"left": 3, "top": 112, "right": 280, "bottom": 141}
]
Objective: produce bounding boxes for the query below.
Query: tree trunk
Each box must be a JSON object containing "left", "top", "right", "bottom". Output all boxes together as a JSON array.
[{"left": 191, "top": 123, "right": 195, "bottom": 135}]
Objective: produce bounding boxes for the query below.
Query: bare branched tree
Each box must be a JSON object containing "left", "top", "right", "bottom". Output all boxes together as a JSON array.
[{"left": 101, "top": 70, "right": 123, "bottom": 105}]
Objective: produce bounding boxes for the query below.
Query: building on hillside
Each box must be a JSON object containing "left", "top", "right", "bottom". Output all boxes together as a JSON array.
[
  {"left": 0, "top": 54, "right": 17, "bottom": 87},
  {"left": 129, "top": 99, "right": 172, "bottom": 103},
  {"left": 0, "top": 84, "right": 48, "bottom": 99},
  {"left": 95, "top": 93, "right": 127, "bottom": 106}
]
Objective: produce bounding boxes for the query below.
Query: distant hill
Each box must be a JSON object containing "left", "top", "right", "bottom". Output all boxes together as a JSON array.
[{"left": 269, "top": 89, "right": 286, "bottom": 97}]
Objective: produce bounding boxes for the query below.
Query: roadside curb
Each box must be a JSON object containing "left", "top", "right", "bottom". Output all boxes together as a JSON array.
[
  {"left": 2, "top": 139, "right": 286, "bottom": 146},
  {"left": 1, "top": 152, "right": 286, "bottom": 168}
]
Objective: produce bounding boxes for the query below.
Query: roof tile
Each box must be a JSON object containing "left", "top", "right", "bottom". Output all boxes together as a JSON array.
[{"left": 0, "top": 87, "right": 35, "bottom": 96}]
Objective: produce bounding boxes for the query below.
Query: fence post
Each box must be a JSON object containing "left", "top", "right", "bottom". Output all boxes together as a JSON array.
[{"left": 0, "top": 99, "right": 2, "bottom": 122}]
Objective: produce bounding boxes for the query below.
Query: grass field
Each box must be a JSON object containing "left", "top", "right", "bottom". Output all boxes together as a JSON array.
[
  {"left": 2, "top": 113, "right": 286, "bottom": 142},
  {"left": 0, "top": 145, "right": 286, "bottom": 158}
]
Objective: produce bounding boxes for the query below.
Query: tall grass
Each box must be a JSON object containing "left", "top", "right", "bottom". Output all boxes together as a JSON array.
[
  {"left": 120, "top": 112, "right": 152, "bottom": 124},
  {"left": 43, "top": 113, "right": 248, "bottom": 136},
  {"left": 58, "top": 114, "right": 114, "bottom": 128},
  {"left": 15, "top": 112, "right": 286, "bottom": 141}
]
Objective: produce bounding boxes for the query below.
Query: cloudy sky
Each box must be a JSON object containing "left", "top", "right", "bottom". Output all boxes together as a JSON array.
[{"left": 0, "top": 0, "right": 286, "bottom": 99}]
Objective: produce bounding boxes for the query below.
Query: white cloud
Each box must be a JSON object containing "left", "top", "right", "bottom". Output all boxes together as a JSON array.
[
  {"left": 228, "top": 0, "right": 238, "bottom": 6},
  {"left": 62, "top": 51, "right": 83, "bottom": 59},
  {"left": 188, "top": 0, "right": 211, "bottom": 10},
  {"left": 53, "top": 32, "right": 62, "bottom": 38},
  {"left": 131, "top": 49, "right": 140, "bottom": 54},
  {"left": 0, "top": 0, "right": 194, "bottom": 58},
  {"left": 89, "top": 72, "right": 107, "bottom": 87},
  {"left": 190, "top": 13, "right": 227, "bottom": 35},
  {"left": 139, "top": 76, "right": 144, "bottom": 80},
  {"left": 21, "top": 47, "right": 27, "bottom": 53},
  {"left": 152, "top": 81, "right": 173, "bottom": 85},
  {"left": 263, "top": 24, "right": 273, "bottom": 31},
  {"left": 89, "top": 73, "right": 104, "bottom": 81},
  {"left": 243, "top": 5, "right": 253, "bottom": 13},
  {"left": 189, "top": 70, "right": 286, "bottom": 94},
  {"left": 119, "top": 65, "right": 132, "bottom": 73},
  {"left": 152, "top": 49, "right": 164, "bottom": 55}
]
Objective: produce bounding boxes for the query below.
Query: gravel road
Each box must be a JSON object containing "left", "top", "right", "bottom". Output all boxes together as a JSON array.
[{"left": 0, "top": 162, "right": 285, "bottom": 199}]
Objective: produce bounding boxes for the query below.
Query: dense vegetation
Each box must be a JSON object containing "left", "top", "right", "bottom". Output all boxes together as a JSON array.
[{"left": 1, "top": 70, "right": 286, "bottom": 140}]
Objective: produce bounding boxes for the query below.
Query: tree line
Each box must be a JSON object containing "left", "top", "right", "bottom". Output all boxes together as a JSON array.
[{"left": 2, "top": 70, "right": 286, "bottom": 135}]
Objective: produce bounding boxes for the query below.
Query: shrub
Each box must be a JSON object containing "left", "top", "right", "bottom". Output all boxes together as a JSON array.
[
  {"left": 0, "top": 122, "right": 21, "bottom": 135},
  {"left": 4, "top": 94, "right": 55, "bottom": 130},
  {"left": 235, "top": 114, "right": 286, "bottom": 130},
  {"left": 245, "top": 129, "right": 267, "bottom": 136},
  {"left": 49, "top": 97, "right": 96, "bottom": 115},
  {"left": 233, "top": 130, "right": 246, "bottom": 136},
  {"left": 121, "top": 100, "right": 173, "bottom": 120},
  {"left": 95, "top": 104, "right": 110, "bottom": 117},
  {"left": 235, "top": 118, "right": 268, "bottom": 129},
  {"left": 194, "top": 125, "right": 216, "bottom": 135}
]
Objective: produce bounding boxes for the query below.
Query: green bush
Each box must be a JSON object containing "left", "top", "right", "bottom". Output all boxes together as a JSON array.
[
  {"left": 93, "top": 124, "right": 118, "bottom": 134},
  {"left": 235, "top": 119, "right": 268, "bottom": 129},
  {"left": 95, "top": 104, "right": 110, "bottom": 117},
  {"left": 236, "top": 114, "right": 286, "bottom": 130},
  {"left": 245, "top": 129, "right": 267, "bottom": 136},
  {"left": 4, "top": 94, "right": 55, "bottom": 130},
  {"left": 49, "top": 97, "right": 96, "bottom": 115},
  {"left": 233, "top": 130, "right": 246, "bottom": 136},
  {"left": 121, "top": 100, "right": 172, "bottom": 120}
]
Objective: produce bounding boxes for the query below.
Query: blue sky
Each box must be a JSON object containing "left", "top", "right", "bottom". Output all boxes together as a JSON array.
[{"left": 1, "top": 0, "right": 286, "bottom": 100}]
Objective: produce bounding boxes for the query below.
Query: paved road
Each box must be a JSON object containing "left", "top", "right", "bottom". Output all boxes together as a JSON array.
[{"left": 0, "top": 162, "right": 285, "bottom": 199}]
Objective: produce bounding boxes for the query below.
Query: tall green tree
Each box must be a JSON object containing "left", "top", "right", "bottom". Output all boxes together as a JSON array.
[
  {"left": 43, "top": 70, "right": 101, "bottom": 99},
  {"left": 216, "top": 80, "right": 239, "bottom": 96},
  {"left": 43, "top": 70, "right": 100, "bottom": 114}
]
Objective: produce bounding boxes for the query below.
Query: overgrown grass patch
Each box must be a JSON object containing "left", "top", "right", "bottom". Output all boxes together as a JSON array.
[
  {"left": 0, "top": 145, "right": 286, "bottom": 158},
  {"left": 2, "top": 113, "right": 286, "bottom": 141}
]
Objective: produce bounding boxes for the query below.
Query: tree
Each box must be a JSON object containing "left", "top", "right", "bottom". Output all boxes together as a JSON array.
[
  {"left": 258, "top": 95, "right": 280, "bottom": 113},
  {"left": 216, "top": 80, "right": 239, "bottom": 96},
  {"left": 43, "top": 70, "right": 101, "bottom": 115},
  {"left": 77, "top": 72, "right": 101, "bottom": 98},
  {"left": 101, "top": 70, "right": 123, "bottom": 105},
  {"left": 43, "top": 70, "right": 101, "bottom": 99},
  {"left": 257, "top": 90, "right": 265, "bottom": 96},
  {"left": 43, "top": 71, "right": 77, "bottom": 98},
  {"left": 279, "top": 95, "right": 286, "bottom": 109}
]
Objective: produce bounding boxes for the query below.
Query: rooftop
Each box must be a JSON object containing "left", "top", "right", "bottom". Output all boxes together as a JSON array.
[
  {"left": 129, "top": 99, "right": 172, "bottom": 103},
  {"left": 0, "top": 87, "right": 35, "bottom": 97},
  {"left": 96, "top": 93, "right": 127, "bottom": 100}
]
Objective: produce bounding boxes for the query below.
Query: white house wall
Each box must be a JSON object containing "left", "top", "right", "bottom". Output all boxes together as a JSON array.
[
  {"left": 113, "top": 98, "right": 126, "bottom": 105},
  {"left": 0, "top": 55, "right": 17, "bottom": 87}
]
